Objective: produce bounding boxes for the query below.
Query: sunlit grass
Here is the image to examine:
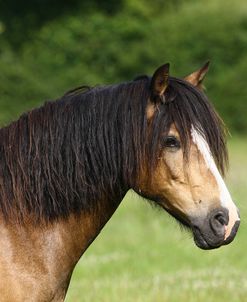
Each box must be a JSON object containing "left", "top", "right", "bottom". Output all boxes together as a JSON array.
[{"left": 66, "top": 137, "right": 247, "bottom": 302}]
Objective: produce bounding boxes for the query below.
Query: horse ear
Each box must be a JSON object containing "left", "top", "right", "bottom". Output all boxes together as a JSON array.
[
  {"left": 150, "top": 63, "right": 170, "bottom": 103},
  {"left": 184, "top": 61, "right": 210, "bottom": 90}
]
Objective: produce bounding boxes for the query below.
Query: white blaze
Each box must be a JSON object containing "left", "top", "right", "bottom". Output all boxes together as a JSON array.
[{"left": 191, "top": 127, "right": 240, "bottom": 239}]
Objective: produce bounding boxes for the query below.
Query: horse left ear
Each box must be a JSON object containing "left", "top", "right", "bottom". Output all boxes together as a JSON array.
[
  {"left": 150, "top": 63, "right": 170, "bottom": 103},
  {"left": 184, "top": 61, "right": 210, "bottom": 90}
]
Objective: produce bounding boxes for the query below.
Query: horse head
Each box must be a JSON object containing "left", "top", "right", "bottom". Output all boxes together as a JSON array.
[{"left": 135, "top": 63, "right": 240, "bottom": 249}]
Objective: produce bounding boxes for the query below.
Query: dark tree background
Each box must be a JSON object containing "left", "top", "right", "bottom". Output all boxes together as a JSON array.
[{"left": 0, "top": 0, "right": 246, "bottom": 133}]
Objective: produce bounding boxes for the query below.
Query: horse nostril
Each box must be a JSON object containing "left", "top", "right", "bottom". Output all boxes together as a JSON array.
[
  {"left": 210, "top": 209, "right": 229, "bottom": 236},
  {"left": 214, "top": 213, "right": 227, "bottom": 226}
]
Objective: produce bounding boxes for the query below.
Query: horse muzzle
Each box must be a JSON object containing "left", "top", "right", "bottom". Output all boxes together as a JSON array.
[{"left": 191, "top": 207, "right": 240, "bottom": 250}]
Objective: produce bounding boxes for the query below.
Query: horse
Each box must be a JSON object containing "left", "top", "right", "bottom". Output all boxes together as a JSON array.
[{"left": 0, "top": 62, "right": 240, "bottom": 301}]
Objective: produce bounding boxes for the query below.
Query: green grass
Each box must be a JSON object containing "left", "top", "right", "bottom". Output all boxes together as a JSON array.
[{"left": 66, "top": 137, "right": 247, "bottom": 302}]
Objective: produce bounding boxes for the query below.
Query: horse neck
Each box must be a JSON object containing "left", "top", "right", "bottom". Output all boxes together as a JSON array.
[
  {"left": 59, "top": 196, "right": 125, "bottom": 260},
  {"left": 0, "top": 88, "right": 143, "bottom": 299},
  {"left": 38, "top": 187, "right": 126, "bottom": 297}
]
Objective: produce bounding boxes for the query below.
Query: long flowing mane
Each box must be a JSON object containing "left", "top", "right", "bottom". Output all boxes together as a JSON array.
[{"left": 0, "top": 76, "right": 227, "bottom": 222}]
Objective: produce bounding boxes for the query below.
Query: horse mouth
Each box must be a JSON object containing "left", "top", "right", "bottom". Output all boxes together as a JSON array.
[
  {"left": 192, "top": 226, "right": 217, "bottom": 250},
  {"left": 192, "top": 219, "right": 240, "bottom": 250},
  {"left": 160, "top": 203, "right": 240, "bottom": 250}
]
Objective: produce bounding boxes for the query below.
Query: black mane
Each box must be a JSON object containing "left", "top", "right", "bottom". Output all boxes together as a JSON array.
[{"left": 0, "top": 76, "right": 227, "bottom": 222}]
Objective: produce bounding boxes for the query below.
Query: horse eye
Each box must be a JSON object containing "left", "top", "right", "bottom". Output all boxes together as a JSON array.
[{"left": 163, "top": 136, "right": 181, "bottom": 149}]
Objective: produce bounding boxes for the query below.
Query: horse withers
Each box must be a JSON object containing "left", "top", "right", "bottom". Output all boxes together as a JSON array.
[{"left": 0, "top": 62, "right": 240, "bottom": 301}]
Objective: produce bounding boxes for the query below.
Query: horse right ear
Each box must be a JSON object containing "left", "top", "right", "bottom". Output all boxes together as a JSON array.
[
  {"left": 184, "top": 61, "right": 210, "bottom": 90},
  {"left": 150, "top": 63, "right": 170, "bottom": 103}
]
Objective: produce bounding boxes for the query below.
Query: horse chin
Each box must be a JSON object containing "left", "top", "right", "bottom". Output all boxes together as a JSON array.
[
  {"left": 192, "top": 228, "right": 218, "bottom": 250},
  {"left": 192, "top": 232, "right": 224, "bottom": 250}
]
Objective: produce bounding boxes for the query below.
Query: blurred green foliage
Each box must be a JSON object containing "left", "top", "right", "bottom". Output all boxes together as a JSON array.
[{"left": 0, "top": 0, "right": 246, "bottom": 132}]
